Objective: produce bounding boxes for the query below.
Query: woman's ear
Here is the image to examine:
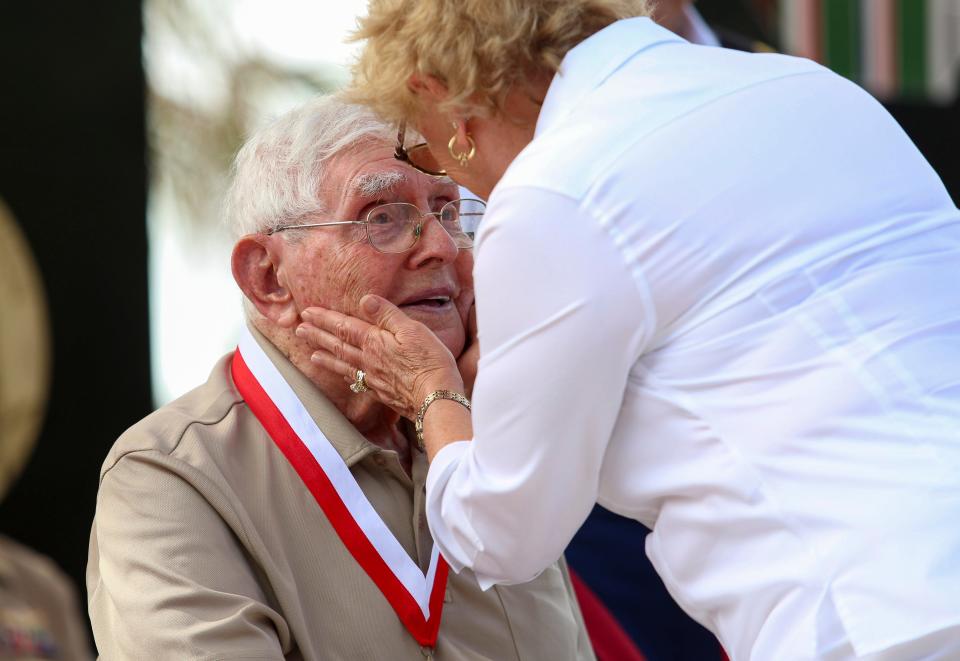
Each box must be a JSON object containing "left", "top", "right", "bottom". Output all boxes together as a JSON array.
[
  {"left": 453, "top": 117, "right": 471, "bottom": 146},
  {"left": 407, "top": 73, "right": 449, "bottom": 104},
  {"left": 231, "top": 235, "right": 299, "bottom": 328}
]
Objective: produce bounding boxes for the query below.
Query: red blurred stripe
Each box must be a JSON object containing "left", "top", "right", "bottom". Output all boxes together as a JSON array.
[{"left": 569, "top": 569, "right": 647, "bottom": 661}]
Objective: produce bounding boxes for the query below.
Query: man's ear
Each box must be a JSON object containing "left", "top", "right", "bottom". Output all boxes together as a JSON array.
[
  {"left": 407, "top": 73, "right": 449, "bottom": 105},
  {"left": 231, "top": 235, "right": 300, "bottom": 328}
]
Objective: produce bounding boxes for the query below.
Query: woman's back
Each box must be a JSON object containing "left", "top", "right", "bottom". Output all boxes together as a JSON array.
[{"left": 486, "top": 18, "right": 960, "bottom": 659}]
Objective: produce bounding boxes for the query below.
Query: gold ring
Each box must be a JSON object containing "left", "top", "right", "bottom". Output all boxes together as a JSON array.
[{"left": 349, "top": 369, "right": 369, "bottom": 394}]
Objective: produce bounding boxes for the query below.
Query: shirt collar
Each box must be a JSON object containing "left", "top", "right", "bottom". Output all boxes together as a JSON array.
[
  {"left": 535, "top": 16, "right": 684, "bottom": 136},
  {"left": 244, "top": 323, "right": 379, "bottom": 467}
]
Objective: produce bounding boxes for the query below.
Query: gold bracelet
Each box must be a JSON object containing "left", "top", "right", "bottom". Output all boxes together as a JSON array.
[{"left": 415, "top": 390, "right": 471, "bottom": 451}]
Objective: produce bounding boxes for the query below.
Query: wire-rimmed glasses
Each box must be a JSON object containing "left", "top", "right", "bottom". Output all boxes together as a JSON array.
[{"left": 266, "top": 198, "right": 485, "bottom": 254}]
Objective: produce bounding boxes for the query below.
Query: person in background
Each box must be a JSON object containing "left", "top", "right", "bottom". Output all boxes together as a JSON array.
[
  {"left": 0, "top": 535, "right": 92, "bottom": 660},
  {"left": 87, "top": 95, "right": 593, "bottom": 660}
]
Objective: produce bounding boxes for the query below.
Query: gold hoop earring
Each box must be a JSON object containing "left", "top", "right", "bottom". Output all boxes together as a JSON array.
[{"left": 447, "top": 134, "right": 477, "bottom": 168}]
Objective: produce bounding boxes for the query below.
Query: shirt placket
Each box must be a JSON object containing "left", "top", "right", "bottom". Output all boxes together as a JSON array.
[
  {"left": 412, "top": 449, "right": 451, "bottom": 661},
  {"left": 410, "top": 449, "right": 433, "bottom": 569}
]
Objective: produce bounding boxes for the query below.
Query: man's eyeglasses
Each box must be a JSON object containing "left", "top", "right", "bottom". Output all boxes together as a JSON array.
[
  {"left": 394, "top": 121, "right": 447, "bottom": 177},
  {"left": 266, "top": 198, "right": 485, "bottom": 254}
]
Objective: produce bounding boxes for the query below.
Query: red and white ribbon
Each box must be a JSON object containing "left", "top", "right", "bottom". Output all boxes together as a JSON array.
[{"left": 232, "top": 328, "right": 449, "bottom": 646}]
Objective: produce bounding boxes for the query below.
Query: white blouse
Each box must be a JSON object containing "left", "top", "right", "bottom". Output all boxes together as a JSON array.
[{"left": 426, "top": 17, "right": 960, "bottom": 661}]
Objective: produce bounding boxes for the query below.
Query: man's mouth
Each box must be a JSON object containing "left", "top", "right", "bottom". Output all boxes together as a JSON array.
[
  {"left": 398, "top": 288, "right": 456, "bottom": 313},
  {"left": 403, "top": 296, "right": 451, "bottom": 308}
]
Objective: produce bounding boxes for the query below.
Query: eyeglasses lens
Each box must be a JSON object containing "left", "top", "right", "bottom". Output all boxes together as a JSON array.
[
  {"left": 396, "top": 121, "right": 446, "bottom": 176},
  {"left": 440, "top": 198, "right": 485, "bottom": 248},
  {"left": 406, "top": 144, "right": 444, "bottom": 177},
  {"left": 366, "top": 199, "right": 486, "bottom": 253},
  {"left": 366, "top": 203, "right": 419, "bottom": 253}
]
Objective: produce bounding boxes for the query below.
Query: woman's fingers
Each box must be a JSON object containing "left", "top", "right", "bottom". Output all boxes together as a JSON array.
[
  {"left": 299, "top": 306, "right": 403, "bottom": 403},
  {"left": 297, "top": 324, "right": 365, "bottom": 368},
  {"left": 359, "top": 295, "right": 414, "bottom": 334},
  {"left": 466, "top": 302, "right": 477, "bottom": 337},
  {"left": 301, "top": 306, "right": 375, "bottom": 348},
  {"left": 299, "top": 301, "right": 462, "bottom": 417},
  {"left": 309, "top": 349, "right": 357, "bottom": 381},
  {"left": 310, "top": 342, "right": 412, "bottom": 415}
]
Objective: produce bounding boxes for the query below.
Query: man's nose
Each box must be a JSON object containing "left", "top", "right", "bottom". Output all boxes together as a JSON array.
[{"left": 407, "top": 213, "right": 459, "bottom": 267}]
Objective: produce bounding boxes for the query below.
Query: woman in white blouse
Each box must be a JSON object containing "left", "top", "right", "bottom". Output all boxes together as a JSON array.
[{"left": 298, "top": 1, "right": 960, "bottom": 658}]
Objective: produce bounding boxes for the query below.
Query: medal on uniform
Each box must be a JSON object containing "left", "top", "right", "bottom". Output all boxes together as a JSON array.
[{"left": 232, "top": 328, "right": 449, "bottom": 649}]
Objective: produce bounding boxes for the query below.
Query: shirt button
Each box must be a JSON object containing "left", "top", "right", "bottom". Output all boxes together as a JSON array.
[{"left": 373, "top": 455, "right": 386, "bottom": 467}]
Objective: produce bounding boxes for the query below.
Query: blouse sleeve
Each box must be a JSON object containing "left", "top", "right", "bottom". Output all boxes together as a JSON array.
[{"left": 426, "top": 185, "right": 652, "bottom": 588}]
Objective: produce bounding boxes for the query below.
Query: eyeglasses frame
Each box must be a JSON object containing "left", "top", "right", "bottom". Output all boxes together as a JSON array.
[{"left": 265, "top": 198, "right": 483, "bottom": 254}]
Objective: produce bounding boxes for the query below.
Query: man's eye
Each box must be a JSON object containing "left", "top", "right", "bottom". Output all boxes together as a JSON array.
[
  {"left": 368, "top": 211, "right": 393, "bottom": 225},
  {"left": 440, "top": 207, "right": 458, "bottom": 223}
]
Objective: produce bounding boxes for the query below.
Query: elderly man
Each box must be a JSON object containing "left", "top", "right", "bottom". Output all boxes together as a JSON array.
[{"left": 87, "top": 96, "right": 593, "bottom": 660}]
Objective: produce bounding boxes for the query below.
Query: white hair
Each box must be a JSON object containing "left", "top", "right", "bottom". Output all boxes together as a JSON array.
[
  {"left": 222, "top": 94, "right": 398, "bottom": 239},
  {"left": 353, "top": 170, "right": 408, "bottom": 197}
]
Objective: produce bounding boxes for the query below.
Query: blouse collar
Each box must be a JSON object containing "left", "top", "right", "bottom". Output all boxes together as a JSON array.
[{"left": 536, "top": 17, "right": 684, "bottom": 137}]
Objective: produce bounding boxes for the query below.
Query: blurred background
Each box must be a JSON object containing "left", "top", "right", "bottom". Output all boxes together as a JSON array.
[{"left": 0, "top": 0, "right": 957, "bottom": 654}]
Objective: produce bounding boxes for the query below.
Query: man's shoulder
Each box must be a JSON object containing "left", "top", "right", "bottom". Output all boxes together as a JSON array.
[{"left": 99, "top": 352, "right": 244, "bottom": 480}]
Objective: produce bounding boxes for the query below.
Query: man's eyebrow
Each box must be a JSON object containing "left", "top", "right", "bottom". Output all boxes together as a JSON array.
[
  {"left": 350, "top": 172, "right": 459, "bottom": 197},
  {"left": 352, "top": 171, "right": 408, "bottom": 196}
]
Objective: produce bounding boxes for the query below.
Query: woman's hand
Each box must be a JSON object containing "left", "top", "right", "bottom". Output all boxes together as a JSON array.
[
  {"left": 298, "top": 294, "right": 465, "bottom": 420},
  {"left": 457, "top": 304, "right": 479, "bottom": 398}
]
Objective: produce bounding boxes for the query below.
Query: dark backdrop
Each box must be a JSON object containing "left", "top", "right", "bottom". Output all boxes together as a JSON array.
[
  {"left": 0, "top": 0, "right": 151, "bottom": 600},
  {"left": 887, "top": 102, "right": 960, "bottom": 205}
]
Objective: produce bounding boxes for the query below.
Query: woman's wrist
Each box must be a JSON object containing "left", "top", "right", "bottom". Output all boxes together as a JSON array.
[
  {"left": 415, "top": 368, "right": 466, "bottom": 409},
  {"left": 420, "top": 396, "right": 474, "bottom": 460},
  {"left": 415, "top": 390, "right": 471, "bottom": 451}
]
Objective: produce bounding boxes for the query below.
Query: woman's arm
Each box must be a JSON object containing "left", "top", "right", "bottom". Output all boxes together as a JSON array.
[{"left": 423, "top": 187, "right": 650, "bottom": 585}]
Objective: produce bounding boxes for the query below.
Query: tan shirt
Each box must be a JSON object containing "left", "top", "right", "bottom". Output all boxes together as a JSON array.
[
  {"left": 0, "top": 535, "right": 92, "bottom": 661},
  {"left": 87, "top": 331, "right": 593, "bottom": 661}
]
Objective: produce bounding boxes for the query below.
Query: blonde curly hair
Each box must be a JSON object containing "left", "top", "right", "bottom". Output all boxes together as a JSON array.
[{"left": 345, "top": 0, "right": 652, "bottom": 123}]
